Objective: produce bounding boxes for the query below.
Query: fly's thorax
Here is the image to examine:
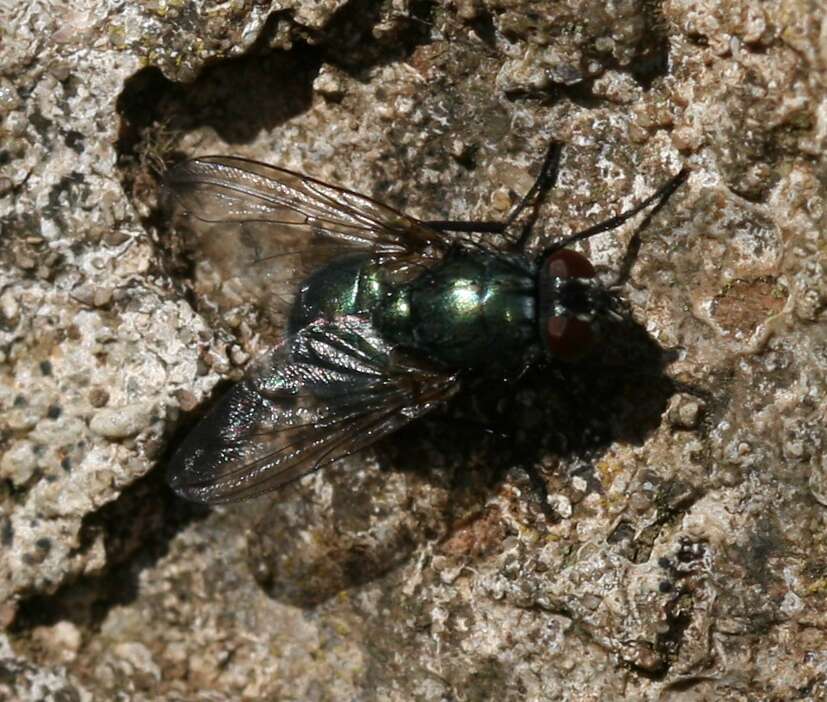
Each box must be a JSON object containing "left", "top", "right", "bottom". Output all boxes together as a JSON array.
[
  {"left": 537, "top": 249, "right": 618, "bottom": 362},
  {"left": 378, "top": 250, "right": 539, "bottom": 370}
]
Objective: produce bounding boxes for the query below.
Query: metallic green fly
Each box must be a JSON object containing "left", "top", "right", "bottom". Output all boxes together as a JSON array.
[{"left": 163, "top": 144, "right": 687, "bottom": 503}]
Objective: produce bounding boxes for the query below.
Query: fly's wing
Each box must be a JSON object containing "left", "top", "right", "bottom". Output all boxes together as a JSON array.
[
  {"left": 167, "top": 317, "right": 459, "bottom": 504},
  {"left": 163, "top": 156, "right": 453, "bottom": 315}
]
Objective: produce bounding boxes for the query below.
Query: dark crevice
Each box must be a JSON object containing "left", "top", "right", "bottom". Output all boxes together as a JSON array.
[
  {"left": 631, "top": 0, "right": 671, "bottom": 89},
  {"left": 10, "top": 466, "right": 209, "bottom": 636},
  {"left": 504, "top": 0, "right": 672, "bottom": 103},
  {"left": 465, "top": 9, "right": 498, "bottom": 48},
  {"left": 9, "top": 386, "right": 229, "bottom": 635},
  {"left": 629, "top": 33, "right": 670, "bottom": 89},
  {"left": 313, "top": 0, "right": 436, "bottom": 75},
  {"left": 116, "top": 13, "right": 321, "bottom": 157},
  {"left": 116, "top": 0, "right": 439, "bottom": 167}
]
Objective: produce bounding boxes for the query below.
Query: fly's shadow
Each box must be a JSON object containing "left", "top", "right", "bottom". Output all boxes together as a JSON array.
[{"left": 244, "top": 314, "right": 678, "bottom": 608}]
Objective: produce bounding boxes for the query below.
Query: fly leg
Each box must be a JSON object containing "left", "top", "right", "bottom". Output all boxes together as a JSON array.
[
  {"left": 431, "top": 412, "right": 563, "bottom": 526},
  {"left": 424, "top": 152, "right": 688, "bottom": 259},
  {"left": 545, "top": 167, "right": 689, "bottom": 256},
  {"left": 609, "top": 170, "right": 687, "bottom": 287},
  {"left": 422, "top": 141, "right": 564, "bottom": 251},
  {"left": 521, "top": 462, "right": 564, "bottom": 526},
  {"left": 503, "top": 141, "right": 564, "bottom": 251},
  {"left": 447, "top": 417, "right": 511, "bottom": 442}
]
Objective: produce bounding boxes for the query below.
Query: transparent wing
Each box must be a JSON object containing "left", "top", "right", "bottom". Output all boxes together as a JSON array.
[
  {"left": 163, "top": 156, "right": 453, "bottom": 315},
  {"left": 167, "top": 317, "right": 460, "bottom": 504}
]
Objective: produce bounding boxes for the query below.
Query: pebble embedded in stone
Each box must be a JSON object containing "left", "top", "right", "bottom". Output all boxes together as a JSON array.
[
  {"left": 89, "top": 403, "right": 152, "bottom": 439},
  {"left": 0, "top": 442, "right": 37, "bottom": 486}
]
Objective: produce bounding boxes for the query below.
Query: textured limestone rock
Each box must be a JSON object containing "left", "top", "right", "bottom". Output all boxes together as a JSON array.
[{"left": 1, "top": 0, "right": 826, "bottom": 700}]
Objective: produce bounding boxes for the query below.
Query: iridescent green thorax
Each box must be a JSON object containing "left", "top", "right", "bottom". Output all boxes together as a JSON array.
[{"left": 288, "top": 251, "right": 541, "bottom": 371}]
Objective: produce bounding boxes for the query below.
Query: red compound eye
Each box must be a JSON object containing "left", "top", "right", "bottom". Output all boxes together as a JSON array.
[
  {"left": 546, "top": 315, "right": 594, "bottom": 362},
  {"left": 546, "top": 249, "right": 596, "bottom": 280},
  {"left": 543, "top": 249, "right": 596, "bottom": 361}
]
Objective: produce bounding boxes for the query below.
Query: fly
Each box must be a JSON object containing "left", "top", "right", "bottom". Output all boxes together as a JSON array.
[{"left": 163, "top": 144, "right": 688, "bottom": 503}]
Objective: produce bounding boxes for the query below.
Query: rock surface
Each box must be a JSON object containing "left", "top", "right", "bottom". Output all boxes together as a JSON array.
[{"left": 1, "top": 0, "right": 826, "bottom": 700}]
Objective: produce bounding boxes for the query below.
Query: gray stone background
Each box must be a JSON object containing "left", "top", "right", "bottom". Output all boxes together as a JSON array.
[{"left": 1, "top": 0, "right": 826, "bottom": 700}]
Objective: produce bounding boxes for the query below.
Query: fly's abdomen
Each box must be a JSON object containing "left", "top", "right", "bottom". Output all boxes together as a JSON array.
[{"left": 288, "top": 255, "right": 384, "bottom": 334}]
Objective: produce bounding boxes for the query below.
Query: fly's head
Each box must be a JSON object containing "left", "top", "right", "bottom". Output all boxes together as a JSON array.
[{"left": 537, "top": 249, "right": 623, "bottom": 362}]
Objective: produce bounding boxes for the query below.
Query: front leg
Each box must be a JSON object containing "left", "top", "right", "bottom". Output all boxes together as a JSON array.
[{"left": 423, "top": 141, "right": 565, "bottom": 252}]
